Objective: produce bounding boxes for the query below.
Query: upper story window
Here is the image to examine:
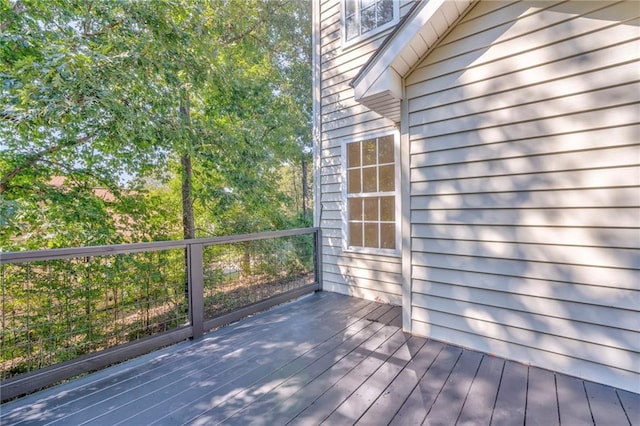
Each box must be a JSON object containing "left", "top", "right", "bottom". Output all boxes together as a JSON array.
[
  {"left": 343, "top": 132, "right": 400, "bottom": 255},
  {"left": 343, "top": 0, "right": 398, "bottom": 45}
]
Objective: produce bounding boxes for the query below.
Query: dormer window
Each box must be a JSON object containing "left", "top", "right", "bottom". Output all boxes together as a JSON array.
[{"left": 343, "top": 0, "right": 398, "bottom": 45}]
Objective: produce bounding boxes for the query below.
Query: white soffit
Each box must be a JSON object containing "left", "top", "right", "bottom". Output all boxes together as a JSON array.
[{"left": 351, "top": 0, "right": 474, "bottom": 122}]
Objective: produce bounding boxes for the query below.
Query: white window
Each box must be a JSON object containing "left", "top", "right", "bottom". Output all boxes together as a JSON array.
[
  {"left": 343, "top": 132, "right": 400, "bottom": 255},
  {"left": 343, "top": 0, "right": 398, "bottom": 45}
]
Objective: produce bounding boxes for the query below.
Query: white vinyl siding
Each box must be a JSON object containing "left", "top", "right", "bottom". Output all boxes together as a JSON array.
[
  {"left": 406, "top": 0, "right": 639, "bottom": 393},
  {"left": 316, "top": 0, "right": 415, "bottom": 304}
]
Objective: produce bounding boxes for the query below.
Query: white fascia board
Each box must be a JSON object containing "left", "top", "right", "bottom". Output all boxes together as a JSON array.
[
  {"left": 354, "top": 67, "right": 402, "bottom": 122},
  {"left": 354, "top": 66, "right": 402, "bottom": 102},
  {"left": 351, "top": 0, "right": 447, "bottom": 99},
  {"left": 351, "top": 0, "right": 471, "bottom": 118}
]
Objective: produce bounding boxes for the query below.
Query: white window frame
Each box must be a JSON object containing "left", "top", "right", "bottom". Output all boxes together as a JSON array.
[
  {"left": 341, "top": 0, "right": 400, "bottom": 47},
  {"left": 341, "top": 129, "right": 401, "bottom": 256}
]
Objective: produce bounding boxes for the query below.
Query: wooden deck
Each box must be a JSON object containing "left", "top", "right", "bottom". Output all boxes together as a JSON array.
[{"left": 1, "top": 292, "right": 638, "bottom": 425}]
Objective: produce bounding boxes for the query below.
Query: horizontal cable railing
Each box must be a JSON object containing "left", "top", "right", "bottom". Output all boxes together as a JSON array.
[{"left": 0, "top": 227, "right": 322, "bottom": 402}]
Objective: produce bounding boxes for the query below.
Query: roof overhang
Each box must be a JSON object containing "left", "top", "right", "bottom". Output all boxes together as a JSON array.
[{"left": 350, "top": 0, "right": 475, "bottom": 122}]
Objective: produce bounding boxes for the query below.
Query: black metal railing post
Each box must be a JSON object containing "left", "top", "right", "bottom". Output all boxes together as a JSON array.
[
  {"left": 314, "top": 227, "right": 323, "bottom": 291},
  {"left": 187, "top": 243, "right": 204, "bottom": 339}
]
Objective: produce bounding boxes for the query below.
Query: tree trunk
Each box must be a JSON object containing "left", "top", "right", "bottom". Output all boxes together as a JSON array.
[
  {"left": 179, "top": 94, "right": 195, "bottom": 305},
  {"left": 301, "top": 157, "right": 309, "bottom": 219},
  {"left": 181, "top": 152, "right": 195, "bottom": 240},
  {"left": 179, "top": 95, "right": 195, "bottom": 240}
]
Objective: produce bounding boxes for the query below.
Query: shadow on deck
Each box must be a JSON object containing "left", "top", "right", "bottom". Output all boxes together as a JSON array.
[{"left": 1, "top": 292, "right": 638, "bottom": 425}]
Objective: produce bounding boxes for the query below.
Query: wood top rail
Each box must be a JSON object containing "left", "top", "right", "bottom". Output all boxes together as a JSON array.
[{"left": 0, "top": 227, "right": 319, "bottom": 264}]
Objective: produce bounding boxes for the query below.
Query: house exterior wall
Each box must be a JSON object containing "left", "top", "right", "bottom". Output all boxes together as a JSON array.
[
  {"left": 405, "top": 0, "right": 639, "bottom": 393},
  {"left": 316, "top": 0, "right": 416, "bottom": 304}
]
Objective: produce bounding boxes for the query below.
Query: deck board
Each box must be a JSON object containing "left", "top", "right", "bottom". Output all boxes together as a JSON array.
[
  {"left": 118, "top": 297, "right": 382, "bottom": 425},
  {"left": 182, "top": 305, "right": 393, "bottom": 424},
  {"left": 491, "top": 359, "right": 529, "bottom": 426},
  {"left": 585, "top": 381, "right": 631, "bottom": 426},
  {"left": 423, "top": 349, "right": 483, "bottom": 425},
  {"left": 526, "top": 367, "right": 560, "bottom": 426},
  {"left": 388, "top": 344, "right": 463, "bottom": 425},
  {"left": 617, "top": 389, "right": 640, "bottom": 425},
  {"left": 47, "top": 293, "right": 366, "bottom": 425},
  {"left": 259, "top": 335, "right": 387, "bottom": 422},
  {"left": 288, "top": 328, "right": 407, "bottom": 425},
  {"left": 1, "top": 292, "right": 637, "bottom": 426},
  {"left": 323, "top": 336, "right": 425, "bottom": 425},
  {"left": 356, "top": 338, "right": 445, "bottom": 425},
  {"left": 556, "top": 373, "right": 593, "bottom": 426},
  {"left": 221, "top": 311, "right": 389, "bottom": 424},
  {"left": 43, "top": 293, "right": 354, "bottom": 423},
  {"left": 456, "top": 355, "right": 504, "bottom": 426}
]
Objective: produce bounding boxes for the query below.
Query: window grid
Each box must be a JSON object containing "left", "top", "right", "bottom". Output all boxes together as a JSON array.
[
  {"left": 344, "top": 0, "right": 395, "bottom": 43},
  {"left": 346, "top": 135, "right": 396, "bottom": 251}
]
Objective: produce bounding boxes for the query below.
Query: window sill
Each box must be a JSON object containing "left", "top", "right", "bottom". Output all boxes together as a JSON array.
[
  {"left": 343, "top": 246, "right": 401, "bottom": 258},
  {"left": 342, "top": 19, "right": 398, "bottom": 50}
]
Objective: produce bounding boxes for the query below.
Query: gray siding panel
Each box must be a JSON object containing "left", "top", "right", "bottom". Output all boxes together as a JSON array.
[
  {"left": 410, "top": 291, "right": 639, "bottom": 354},
  {"left": 408, "top": 39, "right": 640, "bottom": 107},
  {"left": 412, "top": 223, "right": 640, "bottom": 249},
  {"left": 412, "top": 238, "right": 640, "bottom": 270},
  {"left": 318, "top": 0, "right": 402, "bottom": 305},
  {"left": 411, "top": 269, "right": 639, "bottom": 311},
  {"left": 413, "top": 251, "right": 637, "bottom": 296},
  {"left": 411, "top": 207, "right": 640, "bottom": 228},
  {"left": 412, "top": 167, "right": 640, "bottom": 194},
  {"left": 407, "top": 0, "right": 640, "bottom": 393},
  {"left": 411, "top": 187, "right": 640, "bottom": 209}
]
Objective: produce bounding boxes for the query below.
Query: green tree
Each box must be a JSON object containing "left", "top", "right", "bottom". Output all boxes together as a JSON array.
[
  {"left": 0, "top": 0, "right": 312, "bottom": 249},
  {"left": 0, "top": 1, "right": 313, "bottom": 381}
]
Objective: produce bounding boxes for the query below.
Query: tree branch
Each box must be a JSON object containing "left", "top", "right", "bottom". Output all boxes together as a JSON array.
[
  {"left": 221, "top": 16, "right": 265, "bottom": 45},
  {"left": 0, "top": 1, "right": 25, "bottom": 32},
  {"left": 259, "top": 125, "right": 277, "bottom": 143},
  {"left": 82, "top": 20, "right": 122, "bottom": 37},
  {"left": 0, "top": 134, "right": 95, "bottom": 194}
]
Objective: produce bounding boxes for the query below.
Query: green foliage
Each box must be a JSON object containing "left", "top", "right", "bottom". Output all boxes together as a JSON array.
[
  {"left": 1, "top": 250, "right": 189, "bottom": 378},
  {"left": 1, "top": 0, "right": 312, "bottom": 249},
  {"left": 0, "top": 0, "right": 313, "bottom": 383}
]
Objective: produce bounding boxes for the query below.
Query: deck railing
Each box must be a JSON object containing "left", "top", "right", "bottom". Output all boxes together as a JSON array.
[{"left": 0, "top": 227, "right": 322, "bottom": 402}]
